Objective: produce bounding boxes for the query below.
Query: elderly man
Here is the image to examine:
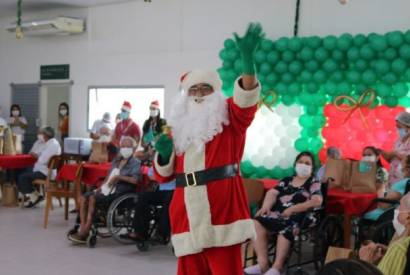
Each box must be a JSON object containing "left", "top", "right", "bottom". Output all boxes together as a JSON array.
[
  {"left": 316, "top": 146, "right": 342, "bottom": 182},
  {"left": 359, "top": 193, "right": 410, "bottom": 274},
  {"left": 153, "top": 23, "right": 263, "bottom": 274},
  {"left": 68, "top": 136, "right": 142, "bottom": 244},
  {"left": 17, "top": 127, "right": 61, "bottom": 208},
  {"left": 90, "top": 112, "right": 113, "bottom": 140}
]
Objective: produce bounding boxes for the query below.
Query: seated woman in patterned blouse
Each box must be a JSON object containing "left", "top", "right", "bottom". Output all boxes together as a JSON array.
[{"left": 244, "top": 151, "right": 323, "bottom": 275}]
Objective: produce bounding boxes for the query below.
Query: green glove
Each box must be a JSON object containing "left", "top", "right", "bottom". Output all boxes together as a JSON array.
[
  {"left": 233, "top": 22, "right": 265, "bottom": 75},
  {"left": 154, "top": 134, "right": 173, "bottom": 163}
]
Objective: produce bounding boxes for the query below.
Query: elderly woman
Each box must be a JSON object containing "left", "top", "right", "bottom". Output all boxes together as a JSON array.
[
  {"left": 316, "top": 146, "right": 341, "bottom": 182},
  {"left": 244, "top": 152, "right": 323, "bottom": 275},
  {"left": 68, "top": 136, "right": 142, "bottom": 244},
  {"left": 382, "top": 111, "right": 410, "bottom": 188},
  {"left": 359, "top": 193, "right": 410, "bottom": 275}
]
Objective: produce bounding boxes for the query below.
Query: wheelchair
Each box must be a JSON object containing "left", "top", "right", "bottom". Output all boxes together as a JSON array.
[
  {"left": 243, "top": 180, "right": 344, "bottom": 275},
  {"left": 354, "top": 179, "right": 410, "bottom": 249}
]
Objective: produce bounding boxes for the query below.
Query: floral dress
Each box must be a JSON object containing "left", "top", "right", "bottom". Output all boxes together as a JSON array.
[
  {"left": 255, "top": 176, "right": 322, "bottom": 242},
  {"left": 389, "top": 137, "right": 410, "bottom": 187}
]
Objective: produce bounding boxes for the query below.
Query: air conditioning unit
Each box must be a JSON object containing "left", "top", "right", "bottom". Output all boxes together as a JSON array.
[{"left": 5, "top": 16, "right": 85, "bottom": 36}]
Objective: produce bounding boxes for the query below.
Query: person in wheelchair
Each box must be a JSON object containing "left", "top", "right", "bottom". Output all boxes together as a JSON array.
[
  {"left": 123, "top": 167, "right": 174, "bottom": 244},
  {"left": 244, "top": 151, "right": 323, "bottom": 275},
  {"left": 363, "top": 155, "right": 410, "bottom": 222},
  {"left": 68, "top": 136, "right": 142, "bottom": 244},
  {"left": 359, "top": 193, "right": 410, "bottom": 275}
]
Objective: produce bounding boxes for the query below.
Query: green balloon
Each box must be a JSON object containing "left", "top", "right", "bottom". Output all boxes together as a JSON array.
[
  {"left": 255, "top": 50, "right": 266, "bottom": 64},
  {"left": 258, "top": 75, "right": 266, "bottom": 85},
  {"left": 224, "top": 38, "right": 236, "bottom": 49},
  {"left": 298, "top": 92, "right": 312, "bottom": 105},
  {"left": 392, "top": 83, "right": 408, "bottom": 97},
  {"left": 240, "top": 160, "right": 253, "bottom": 174},
  {"left": 267, "top": 51, "right": 280, "bottom": 64},
  {"left": 355, "top": 59, "right": 368, "bottom": 72},
  {"left": 289, "top": 61, "right": 303, "bottom": 75},
  {"left": 259, "top": 62, "right": 272, "bottom": 75},
  {"left": 302, "top": 128, "right": 317, "bottom": 138},
  {"left": 261, "top": 39, "right": 274, "bottom": 52},
  {"left": 373, "top": 59, "right": 390, "bottom": 75},
  {"left": 384, "top": 48, "right": 398, "bottom": 60},
  {"left": 323, "top": 59, "right": 338, "bottom": 73},
  {"left": 274, "top": 83, "right": 287, "bottom": 94},
  {"left": 355, "top": 84, "right": 367, "bottom": 95},
  {"left": 313, "top": 70, "right": 327, "bottom": 83},
  {"left": 323, "top": 35, "right": 338, "bottom": 50},
  {"left": 233, "top": 59, "right": 243, "bottom": 73},
  {"left": 306, "top": 60, "right": 320, "bottom": 72},
  {"left": 332, "top": 50, "right": 345, "bottom": 61},
  {"left": 306, "top": 36, "right": 321, "bottom": 48},
  {"left": 346, "top": 70, "right": 361, "bottom": 84},
  {"left": 331, "top": 71, "right": 345, "bottom": 83},
  {"left": 306, "top": 83, "right": 319, "bottom": 94},
  {"left": 347, "top": 47, "right": 360, "bottom": 61},
  {"left": 337, "top": 82, "right": 352, "bottom": 94},
  {"left": 360, "top": 46, "right": 375, "bottom": 60},
  {"left": 369, "top": 35, "right": 388, "bottom": 51},
  {"left": 276, "top": 37, "right": 289, "bottom": 51},
  {"left": 288, "top": 37, "right": 303, "bottom": 52},
  {"left": 223, "top": 60, "right": 234, "bottom": 69},
  {"left": 288, "top": 83, "right": 301, "bottom": 96},
  {"left": 337, "top": 34, "right": 353, "bottom": 50},
  {"left": 399, "top": 96, "right": 410, "bottom": 107},
  {"left": 375, "top": 83, "right": 391, "bottom": 97},
  {"left": 386, "top": 31, "right": 404, "bottom": 47},
  {"left": 218, "top": 68, "right": 228, "bottom": 80},
  {"left": 383, "top": 96, "right": 398, "bottom": 107},
  {"left": 362, "top": 70, "right": 377, "bottom": 84},
  {"left": 399, "top": 44, "right": 410, "bottom": 60},
  {"left": 310, "top": 137, "right": 324, "bottom": 153},
  {"left": 282, "top": 50, "right": 295, "bottom": 62},
  {"left": 266, "top": 73, "right": 278, "bottom": 85},
  {"left": 299, "top": 71, "right": 313, "bottom": 83},
  {"left": 299, "top": 47, "right": 314, "bottom": 61},
  {"left": 306, "top": 105, "right": 318, "bottom": 115},
  {"left": 281, "top": 73, "right": 294, "bottom": 84},
  {"left": 219, "top": 49, "right": 229, "bottom": 60},
  {"left": 226, "top": 49, "right": 239, "bottom": 61},
  {"left": 295, "top": 138, "right": 310, "bottom": 151},
  {"left": 354, "top": 34, "right": 367, "bottom": 47},
  {"left": 226, "top": 70, "right": 237, "bottom": 82},
  {"left": 324, "top": 81, "right": 337, "bottom": 95},
  {"left": 314, "top": 47, "right": 329, "bottom": 62},
  {"left": 274, "top": 61, "right": 288, "bottom": 74},
  {"left": 383, "top": 72, "right": 398, "bottom": 85},
  {"left": 405, "top": 30, "right": 410, "bottom": 43},
  {"left": 282, "top": 94, "right": 295, "bottom": 106},
  {"left": 391, "top": 58, "right": 407, "bottom": 74},
  {"left": 404, "top": 69, "right": 410, "bottom": 82}
]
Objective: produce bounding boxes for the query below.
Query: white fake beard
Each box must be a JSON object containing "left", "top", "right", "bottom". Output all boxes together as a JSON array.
[{"left": 168, "top": 91, "right": 229, "bottom": 155}]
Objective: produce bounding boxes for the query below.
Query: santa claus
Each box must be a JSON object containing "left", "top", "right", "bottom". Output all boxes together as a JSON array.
[{"left": 154, "top": 23, "right": 264, "bottom": 274}]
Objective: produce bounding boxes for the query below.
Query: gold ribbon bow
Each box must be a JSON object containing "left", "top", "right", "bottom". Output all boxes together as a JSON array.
[
  {"left": 334, "top": 89, "right": 376, "bottom": 129},
  {"left": 258, "top": 90, "right": 278, "bottom": 112}
]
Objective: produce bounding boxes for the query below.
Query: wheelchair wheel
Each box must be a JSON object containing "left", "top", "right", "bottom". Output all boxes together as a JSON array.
[
  {"left": 136, "top": 241, "right": 150, "bottom": 252},
  {"left": 371, "top": 221, "right": 395, "bottom": 246},
  {"left": 107, "top": 193, "right": 139, "bottom": 244},
  {"left": 314, "top": 215, "right": 343, "bottom": 269},
  {"left": 87, "top": 234, "right": 97, "bottom": 248}
]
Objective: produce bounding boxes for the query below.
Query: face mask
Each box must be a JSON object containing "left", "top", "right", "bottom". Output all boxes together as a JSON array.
[
  {"left": 150, "top": 109, "right": 159, "bottom": 117},
  {"left": 37, "top": 134, "right": 45, "bottom": 142},
  {"left": 398, "top": 128, "right": 407, "bottom": 139},
  {"left": 12, "top": 110, "right": 20, "bottom": 117},
  {"left": 120, "top": 111, "right": 129, "bottom": 120},
  {"left": 393, "top": 209, "right": 407, "bottom": 236},
  {"left": 295, "top": 163, "right": 312, "bottom": 178},
  {"left": 120, "top": 147, "right": 133, "bottom": 158},
  {"left": 98, "top": 135, "right": 111, "bottom": 143},
  {"left": 362, "top": 155, "right": 376, "bottom": 162},
  {"left": 60, "top": 109, "right": 67, "bottom": 116},
  {"left": 359, "top": 161, "right": 372, "bottom": 173}
]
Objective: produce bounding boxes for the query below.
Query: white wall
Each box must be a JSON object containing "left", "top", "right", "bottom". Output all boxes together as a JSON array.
[{"left": 0, "top": 0, "right": 410, "bottom": 137}]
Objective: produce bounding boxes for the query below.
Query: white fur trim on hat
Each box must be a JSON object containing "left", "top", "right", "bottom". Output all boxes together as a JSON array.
[{"left": 181, "top": 70, "right": 222, "bottom": 92}]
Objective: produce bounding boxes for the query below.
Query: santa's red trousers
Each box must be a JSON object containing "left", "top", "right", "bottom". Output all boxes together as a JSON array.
[{"left": 176, "top": 244, "right": 242, "bottom": 275}]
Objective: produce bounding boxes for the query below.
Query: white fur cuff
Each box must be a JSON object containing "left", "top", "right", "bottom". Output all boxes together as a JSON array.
[
  {"left": 154, "top": 150, "right": 175, "bottom": 177},
  {"left": 233, "top": 77, "right": 260, "bottom": 108}
]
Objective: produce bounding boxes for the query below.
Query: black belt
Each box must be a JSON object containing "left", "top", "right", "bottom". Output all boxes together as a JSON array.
[{"left": 175, "top": 164, "right": 239, "bottom": 187}]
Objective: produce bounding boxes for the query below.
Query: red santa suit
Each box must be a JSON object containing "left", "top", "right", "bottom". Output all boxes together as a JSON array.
[{"left": 154, "top": 77, "right": 260, "bottom": 274}]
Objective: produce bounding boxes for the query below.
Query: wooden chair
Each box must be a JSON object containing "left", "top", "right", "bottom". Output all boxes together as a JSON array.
[
  {"left": 242, "top": 178, "right": 265, "bottom": 208},
  {"left": 43, "top": 163, "right": 84, "bottom": 228}
]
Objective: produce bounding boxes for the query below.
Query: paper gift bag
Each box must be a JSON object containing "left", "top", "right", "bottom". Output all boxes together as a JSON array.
[
  {"left": 89, "top": 142, "right": 109, "bottom": 163},
  {"left": 325, "top": 246, "right": 354, "bottom": 264},
  {"left": 324, "top": 159, "right": 352, "bottom": 190},
  {"left": 350, "top": 161, "right": 377, "bottom": 193},
  {"left": 1, "top": 183, "right": 18, "bottom": 207},
  {"left": 3, "top": 128, "right": 16, "bottom": 155}
]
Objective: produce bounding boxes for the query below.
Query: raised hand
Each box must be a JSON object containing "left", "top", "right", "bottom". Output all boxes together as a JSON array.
[{"left": 154, "top": 134, "right": 174, "bottom": 163}]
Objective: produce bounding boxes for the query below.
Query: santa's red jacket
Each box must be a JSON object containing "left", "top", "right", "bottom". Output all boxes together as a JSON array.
[{"left": 154, "top": 78, "right": 260, "bottom": 257}]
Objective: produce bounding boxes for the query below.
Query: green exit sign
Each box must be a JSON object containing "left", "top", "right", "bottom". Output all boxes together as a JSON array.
[{"left": 40, "top": 64, "right": 70, "bottom": 80}]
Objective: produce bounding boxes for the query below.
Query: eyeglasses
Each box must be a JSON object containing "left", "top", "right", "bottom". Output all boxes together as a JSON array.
[{"left": 188, "top": 85, "right": 214, "bottom": 96}]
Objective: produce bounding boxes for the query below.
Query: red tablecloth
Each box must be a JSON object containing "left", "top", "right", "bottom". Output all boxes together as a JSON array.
[
  {"left": 57, "top": 163, "right": 111, "bottom": 186},
  {"left": 0, "top": 154, "right": 36, "bottom": 169},
  {"left": 326, "top": 188, "right": 377, "bottom": 216},
  {"left": 259, "top": 178, "right": 279, "bottom": 190}
]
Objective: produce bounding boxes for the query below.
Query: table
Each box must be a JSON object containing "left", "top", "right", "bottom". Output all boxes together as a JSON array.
[
  {"left": 326, "top": 188, "right": 377, "bottom": 248},
  {"left": 0, "top": 154, "right": 36, "bottom": 170},
  {"left": 56, "top": 163, "right": 111, "bottom": 186}
]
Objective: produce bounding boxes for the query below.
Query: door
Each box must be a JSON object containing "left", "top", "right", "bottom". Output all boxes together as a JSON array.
[{"left": 11, "top": 83, "right": 40, "bottom": 153}]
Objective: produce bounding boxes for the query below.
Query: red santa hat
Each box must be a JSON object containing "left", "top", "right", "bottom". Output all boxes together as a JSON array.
[
  {"left": 180, "top": 70, "right": 222, "bottom": 93},
  {"left": 122, "top": 101, "right": 132, "bottom": 112},
  {"left": 150, "top": 100, "right": 160, "bottom": 109}
]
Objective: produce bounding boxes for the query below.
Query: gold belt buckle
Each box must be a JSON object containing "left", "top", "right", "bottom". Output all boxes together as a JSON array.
[{"left": 185, "top": 172, "right": 197, "bottom": 187}]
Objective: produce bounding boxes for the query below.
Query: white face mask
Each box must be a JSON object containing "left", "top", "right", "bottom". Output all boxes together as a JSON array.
[
  {"left": 120, "top": 147, "right": 133, "bottom": 159},
  {"left": 60, "top": 109, "right": 67, "bottom": 116},
  {"left": 393, "top": 209, "right": 407, "bottom": 236},
  {"left": 12, "top": 110, "right": 20, "bottom": 117},
  {"left": 362, "top": 155, "right": 376, "bottom": 162},
  {"left": 150, "top": 109, "right": 159, "bottom": 117},
  {"left": 37, "top": 134, "right": 45, "bottom": 142},
  {"left": 295, "top": 163, "right": 312, "bottom": 178},
  {"left": 98, "top": 135, "right": 111, "bottom": 143}
]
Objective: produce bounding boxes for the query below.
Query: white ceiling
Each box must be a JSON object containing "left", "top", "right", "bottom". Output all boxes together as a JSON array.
[{"left": 0, "top": 0, "right": 137, "bottom": 18}]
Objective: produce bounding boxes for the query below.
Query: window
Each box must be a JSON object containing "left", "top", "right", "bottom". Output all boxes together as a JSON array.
[{"left": 88, "top": 87, "right": 165, "bottom": 130}]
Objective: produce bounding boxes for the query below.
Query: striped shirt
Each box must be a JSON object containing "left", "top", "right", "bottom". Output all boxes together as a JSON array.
[{"left": 378, "top": 236, "right": 410, "bottom": 275}]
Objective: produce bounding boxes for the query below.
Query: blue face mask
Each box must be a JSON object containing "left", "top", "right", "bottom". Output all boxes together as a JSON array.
[
  {"left": 398, "top": 128, "right": 407, "bottom": 139},
  {"left": 120, "top": 111, "right": 129, "bottom": 120}
]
